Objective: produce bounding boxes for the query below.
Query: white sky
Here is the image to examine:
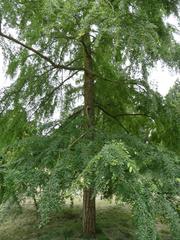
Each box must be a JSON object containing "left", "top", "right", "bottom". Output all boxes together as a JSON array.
[
  {"left": 149, "top": 61, "right": 179, "bottom": 95},
  {"left": 149, "top": 15, "right": 180, "bottom": 95},
  {"left": 0, "top": 15, "right": 179, "bottom": 96},
  {"left": 0, "top": 53, "right": 179, "bottom": 97}
]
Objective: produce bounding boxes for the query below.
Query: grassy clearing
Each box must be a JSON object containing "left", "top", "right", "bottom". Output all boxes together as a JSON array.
[{"left": 0, "top": 199, "right": 171, "bottom": 240}]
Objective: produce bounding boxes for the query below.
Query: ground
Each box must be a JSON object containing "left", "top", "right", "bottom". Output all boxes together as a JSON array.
[{"left": 0, "top": 199, "right": 172, "bottom": 240}]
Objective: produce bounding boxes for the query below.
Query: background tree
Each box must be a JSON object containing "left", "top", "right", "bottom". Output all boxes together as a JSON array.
[{"left": 150, "top": 80, "right": 180, "bottom": 155}]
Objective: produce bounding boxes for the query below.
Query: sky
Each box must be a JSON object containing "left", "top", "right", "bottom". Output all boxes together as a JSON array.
[
  {"left": 0, "top": 52, "right": 179, "bottom": 97},
  {"left": 148, "top": 15, "right": 180, "bottom": 95},
  {"left": 149, "top": 61, "right": 179, "bottom": 96},
  {"left": 0, "top": 16, "right": 179, "bottom": 96}
]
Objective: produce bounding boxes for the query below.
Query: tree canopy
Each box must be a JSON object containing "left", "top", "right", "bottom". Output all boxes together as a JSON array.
[{"left": 0, "top": 0, "right": 179, "bottom": 239}]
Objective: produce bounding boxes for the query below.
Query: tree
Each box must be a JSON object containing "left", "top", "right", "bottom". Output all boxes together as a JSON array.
[
  {"left": 0, "top": 104, "right": 37, "bottom": 212},
  {"left": 150, "top": 80, "right": 180, "bottom": 155},
  {"left": 0, "top": 0, "right": 179, "bottom": 238}
]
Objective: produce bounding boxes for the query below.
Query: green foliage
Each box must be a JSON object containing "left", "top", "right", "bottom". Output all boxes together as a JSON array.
[
  {"left": 81, "top": 138, "right": 180, "bottom": 239},
  {"left": 0, "top": 0, "right": 179, "bottom": 239},
  {"left": 151, "top": 80, "right": 180, "bottom": 155}
]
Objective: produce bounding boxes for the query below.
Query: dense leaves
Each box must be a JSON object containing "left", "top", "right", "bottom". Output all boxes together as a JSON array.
[{"left": 0, "top": 0, "right": 179, "bottom": 239}]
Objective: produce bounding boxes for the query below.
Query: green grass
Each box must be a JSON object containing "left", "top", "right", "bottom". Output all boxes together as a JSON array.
[{"left": 0, "top": 199, "right": 172, "bottom": 240}]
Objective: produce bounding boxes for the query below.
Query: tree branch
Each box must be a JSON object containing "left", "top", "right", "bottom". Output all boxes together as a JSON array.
[
  {"left": 42, "top": 106, "right": 84, "bottom": 135},
  {"left": 96, "top": 104, "right": 129, "bottom": 133},
  {"left": 34, "top": 70, "right": 80, "bottom": 115},
  {"left": 68, "top": 131, "right": 88, "bottom": 149},
  {"left": 96, "top": 102, "right": 149, "bottom": 118},
  {"left": 0, "top": 31, "right": 84, "bottom": 71},
  {"left": 50, "top": 70, "right": 79, "bottom": 94},
  {"left": 115, "top": 113, "right": 150, "bottom": 117},
  {"left": 94, "top": 73, "right": 148, "bottom": 90}
]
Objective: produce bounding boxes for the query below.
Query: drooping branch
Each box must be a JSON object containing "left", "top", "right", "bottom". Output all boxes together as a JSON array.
[
  {"left": 34, "top": 66, "right": 57, "bottom": 78},
  {"left": 34, "top": 70, "right": 80, "bottom": 115},
  {"left": 45, "top": 70, "right": 80, "bottom": 99},
  {"left": 0, "top": 31, "right": 84, "bottom": 72},
  {"left": 96, "top": 102, "right": 150, "bottom": 118},
  {"left": 62, "top": 106, "right": 83, "bottom": 127},
  {"left": 94, "top": 73, "right": 148, "bottom": 91},
  {"left": 43, "top": 106, "right": 84, "bottom": 135},
  {"left": 96, "top": 103, "right": 129, "bottom": 133}
]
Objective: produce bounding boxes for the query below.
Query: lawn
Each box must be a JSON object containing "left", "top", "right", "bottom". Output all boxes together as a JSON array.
[{"left": 0, "top": 199, "right": 171, "bottom": 240}]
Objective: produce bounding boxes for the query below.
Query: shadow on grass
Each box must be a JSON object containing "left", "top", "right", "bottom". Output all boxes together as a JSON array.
[{"left": 0, "top": 201, "right": 172, "bottom": 240}]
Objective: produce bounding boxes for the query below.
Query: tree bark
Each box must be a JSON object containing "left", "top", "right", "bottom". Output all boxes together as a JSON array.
[
  {"left": 83, "top": 188, "right": 96, "bottom": 237},
  {"left": 82, "top": 33, "right": 96, "bottom": 237},
  {"left": 0, "top": 157, "right": 5, "bottom": 204}
]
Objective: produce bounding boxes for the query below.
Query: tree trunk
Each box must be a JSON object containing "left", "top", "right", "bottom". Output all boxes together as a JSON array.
[
  {"left": 83, "top": 188, "right": 96, "bottom": 237},
  {"left": 0, "top": 157, "right": 5, "bottom": 204},
  {"left": 82, "top": 33, "right": 96, "bottom": 237},
  {"left": 70, "top": 196, "right": 74, "bottom": 208}
]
